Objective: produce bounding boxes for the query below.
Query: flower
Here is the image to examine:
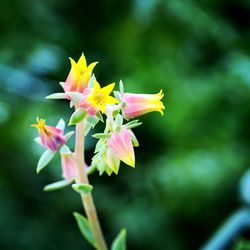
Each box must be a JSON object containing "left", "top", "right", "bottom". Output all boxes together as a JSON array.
[
  {"left": 64, "top": 53, "right": 98, "bottom": 93},
  {"left": 79, "top": 80, "right": 118, "bottom": 116},
  {"left": 103, "top": 148, "right": 120, "bottom": 174},
  {"left": 122, "top": 89, "right": 165, "bottom": 119},
  {"left": 108, "top": 128, "right": 135, "bottom": 167},
  {"left": 31, "top": 118, "right": 66, "bottom": 151},
  {"left": 61, "top": 153, "right": 76, "bottom": 181}
]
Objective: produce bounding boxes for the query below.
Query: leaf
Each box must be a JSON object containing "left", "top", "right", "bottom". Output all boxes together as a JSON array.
[
  {"left": 115, "top": 114, "right": 123, "bottom": 126},
  {"left": 56, "top": 119, "right": 66, "bottom": 131},
  {"left": 59, "top": 144, "right": 72, "bottom": 155},
  {"left": 44, "top": 180, "right": 73, "bottom": 191},
  {"left": 86, "top": 115, "right": 99, "bottom": 128},
  {"left": 65, "top": 131, "right": 75, "bottom": 141},
  {"left": 113, "top": 91, "right": 122, "bottom": 101},
  {"left": 111, "top": 229, "right": 127, "bottom": 250},
  {"left": 34, "top": 137, "right": 42, "bottom": 146},
  {"left": 92, "top": 133, "right": 111, "bottom": 139},
  {"left": 88, "top": 74, "right": 96, "bottom": 88},
  {"left": 37, "top": 149, "right": 56, "bottom": 173},
  {"left": 119, "top": 80, "right": 124, "bottom": 95},
  {"left": 59, "top": 82, "right": 65, "bottom": 88},
  {"left": 94, "top": 139, "right": 106, "bottom": 153},
  {"left": 67, "top": 92, "right": 84, "bottom": 102},
  {"left": 73, "top": 212, "right": 96, "bottom": 248},
  {"left": 72, "top": 183, "right": 93, "bottom": 194},
  {"left": 69, "top": 108, "right": 87, "bottom": 125},
  {"left": 84, "top": 121, "right": 92, "bottom": 136},
  {"left": 45, "top": 93, "right": 67, "bottom": 99},
  {"left": 96, "top": 112, "right": 104, "bottom": 122}
]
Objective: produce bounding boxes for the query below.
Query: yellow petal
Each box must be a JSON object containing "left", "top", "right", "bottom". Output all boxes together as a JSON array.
[
  {"left": 101, "top": 82, "right": 115, "bottom": 96},
  {"left": 87, "top": 62, "right": 98, "bottom": 72},
  {"left": 93, "top": 80, "right": 101, "bottom": 91},
  {"left": 77, "top": 53, "right": 87, "bottom": 70},
  {"left": 107, "top": 96, "right": 118, "bottom": 104},
  {"left": 69, "top": 57, "right": 78, "bottom": 70}
]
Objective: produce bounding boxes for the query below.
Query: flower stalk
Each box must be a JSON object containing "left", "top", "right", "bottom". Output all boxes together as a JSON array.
[{"left": 74, "top": 120, "right": 107, "bottom": 250}]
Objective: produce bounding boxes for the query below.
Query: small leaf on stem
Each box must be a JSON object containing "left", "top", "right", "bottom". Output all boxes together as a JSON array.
[
  {"left": 111, "top": 229, "right": 127, "bottom": 250},
  {"left": 56, "top": 119, "right": 66, "bottom": 131},
  {"left": 37, "top": 149, "right": 56, "bottom": 173},
  {"left": 44, "top": 179, "right": 73, "bottom": 191},
  {"left": 45, "top": 93, "right": 68, "bottom": 99},
  {"left": 67, "top": 92, "right": 84, "bottom": 102},
  {"left": 92, "top": 133, "right": 111, "bottom": 139},
  {"left": 69, "top": 108, "right": 87, "bottom": 125},
  {"left": 73, "top": 212, "right": 97, "bottom": 248},
  {"left": 64, "top": 131, "right": 75, "bottom": 141},
  {"left": 72, "top": 183, "right": 93, "bottom": 194}
]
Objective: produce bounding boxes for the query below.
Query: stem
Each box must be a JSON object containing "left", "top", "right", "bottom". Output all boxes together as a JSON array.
[{"left": 74, "top": 120, "right": 108, "bottom": 250}]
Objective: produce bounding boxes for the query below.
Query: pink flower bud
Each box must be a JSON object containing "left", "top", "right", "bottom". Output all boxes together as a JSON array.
[
  {"left": 61, "top": 153, "right": 76, "bottom": 181},
  {"left": 122, "top": 90, "right": 165, "bottom": 119},
  {"left": 64, "top": 53, "right": 98, "bottom": 94},
  {"left": 32, "top": 118, "right": 66, "bottom": 151},
  {"left": 108, "top": 128, "right": 135, "bottom": 167}
]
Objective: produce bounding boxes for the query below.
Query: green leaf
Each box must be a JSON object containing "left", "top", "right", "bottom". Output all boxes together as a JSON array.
[
  {"left": 111, "top": 229, "right": 127, "bottom": 250},
  {"left": 44, "top": 180, "right": 73, "bottom": 191},
  {"left": 92, "top": 133, "right": 111, "bottom": 139},
  {"left": 115, "top": 114, "right": 123, "bottom": 126},
  {"left": 59, "top": 82, "right": 65, "bottom": 88},
  {"left": 73, "top": 212, "right": 96, "bottom": 248},
  {"left": 119, "top": 80, "right": 124, "bottom": 95},
  {"left": 56, "top": 119, "right": 66, "bottom": 131},
  {"left": 59, "top": 144, "right": 72, "bottom": 155},
  {"left": 64, "top": 131, "right": 75, "bottom": 141},
  {"left": 113, "top": 91, "right": 122, "bottom": 101},
  {"left": 34, "top": 137, "right": 42, "bottom": 146},
  {"left": 69, "top": 108, "right": 87, "bottom": 125},
  {"left": 96, "top": 111, "right": 104, "bottom": 122},
  {"left": 45, "top": 93, "right": 68, "bottom": 99},
  {"left": 37, "top": 149, "right": 56, "bottom": 173},
  {"left": 72, "top": 183, "right": 93, "bottom": 194},
  {"left": 67, "top": 92, "right": 84, "bottom": 102},
  {"left": 84, "top": 121, "right": 92, "bottom": 136},
  {"left": 86, "top": 115, "right": 99, "bottom": 128},
  {"left": 94, "top": 139, "right": 106, "bottom": 153},
  {"left": 88, "top": 74, "right": 96, "bottom": 88}
]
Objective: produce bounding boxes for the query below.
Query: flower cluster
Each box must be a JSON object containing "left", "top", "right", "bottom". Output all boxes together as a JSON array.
[{"left": 32, "top": 53, "right": 165, "bottom": 182}]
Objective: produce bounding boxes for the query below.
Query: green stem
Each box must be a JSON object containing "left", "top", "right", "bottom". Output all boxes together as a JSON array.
[{"left": 74, "top": 120, "right": 108, "bottom": 250}]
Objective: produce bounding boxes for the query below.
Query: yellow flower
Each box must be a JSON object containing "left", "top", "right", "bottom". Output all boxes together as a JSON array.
[
  {"left": 84, "top": 80, "right": 118, "bottom": 113},
  {"left": 64, "top": 53, "right": 98, "bottom": 93}
]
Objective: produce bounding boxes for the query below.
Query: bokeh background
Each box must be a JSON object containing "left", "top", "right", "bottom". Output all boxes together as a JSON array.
[{"left": 1, "top": 0, "right": 250, "bottom": 249}]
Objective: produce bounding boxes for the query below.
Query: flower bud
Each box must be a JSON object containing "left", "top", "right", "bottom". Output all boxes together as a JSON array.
[
  {"left": 122, "top": 90, "right": 165, "bottom": 119},
  {"left": 108, "top": 128, "right": 135, "bottom": 167},
  {"left": 31, "top": 118, "right": 66, "bottom": 151},
  {"left": 64, "top": 53, "right": 98, "bottom": 94}
]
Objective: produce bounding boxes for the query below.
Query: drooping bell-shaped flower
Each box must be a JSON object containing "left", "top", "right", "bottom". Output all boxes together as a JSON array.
[
  {"left": 61, "top": 153, "right": 76, "bottom": 181},
  {"left": 31, "top": 118, "right": 66, "bottom": 151},
  {"left": 64, "top": 53, "right": 98, "bottom": 93},
  {"left": 103, "top": 148, "right": 120, "bottom": 174},
  {"left": 122, "top": 90, "right": 165, "bottom": 119},
  {"left": 108, "top": 128, "right": 135, "bottom": 167},
  {"left": 79, "top": 80, "right": 118, "bottom": 116}
]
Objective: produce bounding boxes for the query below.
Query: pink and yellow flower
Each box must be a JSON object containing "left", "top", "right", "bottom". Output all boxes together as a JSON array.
[
  {"left": 122, "top": 90, "right": 165, "bottom": 119},
  {"left": 108, "top": 128, "right": 135, "bottom": 167},
  {"left": 64, "top": 53, "right": 98, "bottom": 93},
  {"left": 61, "top": 153, "right": 76, "bottom": 181},
  {"left": 31, "top": 118, "right": 66, "bottom": 151},
  {"left": 79, "top": 80, "right": 118, "bottom": 116}
]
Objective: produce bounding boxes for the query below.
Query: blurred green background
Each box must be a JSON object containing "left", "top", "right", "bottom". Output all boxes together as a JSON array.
[{"left": 1, "top": 0, "right": 250, "bottom": 249}]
